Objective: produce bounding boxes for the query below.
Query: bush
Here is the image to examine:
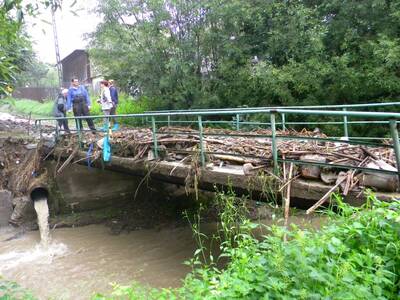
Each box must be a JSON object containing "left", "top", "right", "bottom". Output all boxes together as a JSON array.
[
  {"left": 90, "top": 94, "right": 152, "bottom": 127},
  {"left": 94, "top": 192, "right": 400, "bottom": 299}
]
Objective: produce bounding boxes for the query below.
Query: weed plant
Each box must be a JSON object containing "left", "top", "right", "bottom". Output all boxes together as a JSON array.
[
  {"left": 94, "top": 191, "right": 400, "bottom": 299},
  {"left": 0, "top": 278, "right": 36, "bottom": 300}
]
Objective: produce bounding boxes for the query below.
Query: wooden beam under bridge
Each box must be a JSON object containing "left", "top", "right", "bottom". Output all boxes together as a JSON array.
[{"left": 53, "top": 148, "right": 400, "bottom": 207}]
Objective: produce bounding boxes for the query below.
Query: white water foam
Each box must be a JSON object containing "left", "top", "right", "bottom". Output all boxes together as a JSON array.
[
  {"left": 0, "top": 242, "right": 68, "bottom": 271},
  {"left": 0, "top": 197, "right": 67, "bottom": 272}
]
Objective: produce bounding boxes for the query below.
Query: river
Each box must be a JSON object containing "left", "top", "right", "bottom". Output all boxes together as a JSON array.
[
  {"left": 0, "top": 212, "right": 322, "bottom": 300},
  {"left": 0, "top": 224, "right": 218, "bottom": 300}
]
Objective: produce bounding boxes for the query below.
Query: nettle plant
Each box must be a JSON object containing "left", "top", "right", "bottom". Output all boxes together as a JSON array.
[{"left": 181, "top": 192, "right": 400, "bottom": 300}]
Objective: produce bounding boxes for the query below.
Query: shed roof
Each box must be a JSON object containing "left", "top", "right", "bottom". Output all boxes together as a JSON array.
[{"left": 60, "top": 49, "right": 87, "bottom": 63}]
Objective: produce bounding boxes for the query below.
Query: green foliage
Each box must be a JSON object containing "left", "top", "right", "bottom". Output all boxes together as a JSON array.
[
  {"left": 15, "top": 59, "right": 59, "bottom": 88},
  {"left": 0, "top": 4, "right": 30, "bottom": 95},
  {"left": 214, "top": 188, "right": 250, "bottom": 250},
  {"left": 0, "top": 277, "right": 36, "bottom": 300},
  {"left": 95, "top": 192, "right": 400, "bottom": 299},
  {"left": 0, "top": 0, "right": 63, "bottom": 95},
  {"left": 0, "top": 97, "right": 53, "bottom": 117},
  {"left": 89, "top": 0, "right": 400, "bottom": 136},
  {"left": 0, "top": 94, "right": 153, "bottom": 122},
  {"left": 90, "top": 94, "right": 153, "bottom": 126},
  {"left": 90, "top": 0, "right": 400, "bottom": 107}
]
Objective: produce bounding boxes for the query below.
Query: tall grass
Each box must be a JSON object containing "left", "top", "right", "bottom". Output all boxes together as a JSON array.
[
  {"left": 89, "top": 94, "right": 152, "bottom": 126},
  {"left": 0, "top": 95, "right": 152, "bottom": 126},
  {"left": 0, "top": 98, "right": 53, "bottom": 117}
]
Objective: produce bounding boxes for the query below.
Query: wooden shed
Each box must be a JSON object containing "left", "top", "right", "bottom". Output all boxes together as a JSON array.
[{"left": 61, "top": 50, "right": 91, "bottom": 88}]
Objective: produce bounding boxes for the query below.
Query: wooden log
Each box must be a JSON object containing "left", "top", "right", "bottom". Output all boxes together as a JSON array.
[
  {"left": 360, "top": 173, "right": 398, "bottom": 192},
  {"left": 361, "top": 146, "right": 379, "bottom": 160},
  {"left": 306, "top": 176, "right": 347, "bottom": 215},
  {"left": 300, "top": 154, "right": 326, "bottom": 179},
  {"left": 284, "top": 163, "right": 293, "bottom": 230},
  {"left": 213, "top": 154, "right": 259, "bottom": 164},
  {"left": 56, "top": 147, "right": 78, "bottom": 175}
]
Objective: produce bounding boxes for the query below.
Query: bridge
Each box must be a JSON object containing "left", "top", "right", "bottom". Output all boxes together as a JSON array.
[{"left": 31, "top": 101, "right": 400, "bottom": 214}]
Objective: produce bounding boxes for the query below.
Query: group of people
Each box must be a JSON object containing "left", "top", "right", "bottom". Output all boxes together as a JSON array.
[{"left": 53, "top": 78, "right": 119, "bottom": 133}]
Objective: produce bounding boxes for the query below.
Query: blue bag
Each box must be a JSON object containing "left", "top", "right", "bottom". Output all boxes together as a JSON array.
[{"left": 103, "top": 136, "right": 111, "bottom": 162}]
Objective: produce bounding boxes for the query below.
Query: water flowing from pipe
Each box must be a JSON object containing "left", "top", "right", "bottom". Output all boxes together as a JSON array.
[{"left": 33, "top": 198, "right": 50, "bottom": 247}]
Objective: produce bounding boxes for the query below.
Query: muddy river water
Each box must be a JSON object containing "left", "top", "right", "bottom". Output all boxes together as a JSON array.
[
  {"left": 0, "top": 213, "right": 322, "bottom": 300},
  {"left": 0, "top": 224, "right": 210, "bottom": 299}
]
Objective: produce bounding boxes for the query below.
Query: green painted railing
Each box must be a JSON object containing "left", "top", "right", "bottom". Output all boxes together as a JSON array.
[
  {"left": 146, "top": 101, "right": 400, "bottom": 112},
  {"left": 35, "top": 102, "right": 400, "bottom": 184},
  {"left": 146, "top": 101, "right": 400, "bottom": 137}
]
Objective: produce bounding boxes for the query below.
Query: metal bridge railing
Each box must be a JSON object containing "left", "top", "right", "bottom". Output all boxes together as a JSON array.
[
  {"left": 144, "top": 101, "right": 400, "bottom": 139},
  {"left": 35, "top": 104, "right": 400, "bottom": 183},
  {"left": 145, "top": 101, "right": 400, "bottom": 112}
]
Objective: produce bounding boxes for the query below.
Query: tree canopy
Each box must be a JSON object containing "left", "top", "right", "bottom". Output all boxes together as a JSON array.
[
  {"left": 0, "top": 0, "right": 62, "bottom": 94},
  {"left": 89, "top": 0, "right": 400, "bottom": 110}
]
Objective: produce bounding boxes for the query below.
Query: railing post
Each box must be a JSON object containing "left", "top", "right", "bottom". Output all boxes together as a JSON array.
[
  {"left": 151, "top": 116, "right": 159, "bottom": 159},
  {"left": 198, "top": 115, "right": 206, "bottom": 167},
  {"left": 281, "top": 113, "right": 286, "bottom": 131},
  {"left": 270, "top": 112, "right": 278, "bottom": 175},
  {"left": 55, "top": 119, "right": 59, "bottom": 139},
  {"left": 236, "top": 114, "right": 240, "bottom": 131},
  {"left": 389, "top": 119, "right": 400, "bottom": 184},
  {"left": 343, "top": 108, "right": 349, "bottom": 139},
  {"left": 38, "top": 120, "right": 42, "bottom": 139},
  {"left": 167, "top": 115, "right": 171, "bottom": 127}
]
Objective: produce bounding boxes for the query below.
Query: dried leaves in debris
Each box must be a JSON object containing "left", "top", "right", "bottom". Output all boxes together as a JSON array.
[{"left": 60, "top": 126, "right": 398, "bottom": 193}]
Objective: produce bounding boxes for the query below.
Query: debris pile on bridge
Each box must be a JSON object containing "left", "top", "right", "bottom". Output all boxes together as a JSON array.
[
  {"left": 59, "top": 126, "right": 398, "bottom": 194},
  {"left": 0, "top": 137, "right": 43, "bottom": 193}
]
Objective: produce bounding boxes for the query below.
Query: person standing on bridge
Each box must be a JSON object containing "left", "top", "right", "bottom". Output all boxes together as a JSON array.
[
  {"left": 67, "top": 78, "right": 96, "bottom": 133},
  {"left": 109, "top": 79, "right": 119, "bottom": 130},
  {"left": 97, "top": 80, "right": 114, "bottom": 131},
  {"left": 53, "top": 88, "right": 70, "bottom": 134}
]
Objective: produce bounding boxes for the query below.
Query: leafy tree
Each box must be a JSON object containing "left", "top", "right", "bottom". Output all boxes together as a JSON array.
[
  {"left": 0, "top": 0, "right": 62, "bottom": 95},
  {"left": 15, "top": 58, "right": 59, "bottom": 87},
  {"left": 89, "top": 0, "right": 400, "bottom": 118}
]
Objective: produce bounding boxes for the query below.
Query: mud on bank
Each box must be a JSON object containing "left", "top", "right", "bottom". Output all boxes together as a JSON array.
[{"left": 0, "top": 128, "right": 221, "bottom": 233}]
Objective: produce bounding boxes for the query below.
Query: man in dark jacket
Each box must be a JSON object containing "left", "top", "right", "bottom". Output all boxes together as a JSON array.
[
  {"left": 66, "top": 78, "right": 96, "bottom": 133},
  {"left": 109, "top": 79, "right": 119, "bottom": 130},
  {"left": 53, "top": 88, "right": 70, "bottom": 133}
]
